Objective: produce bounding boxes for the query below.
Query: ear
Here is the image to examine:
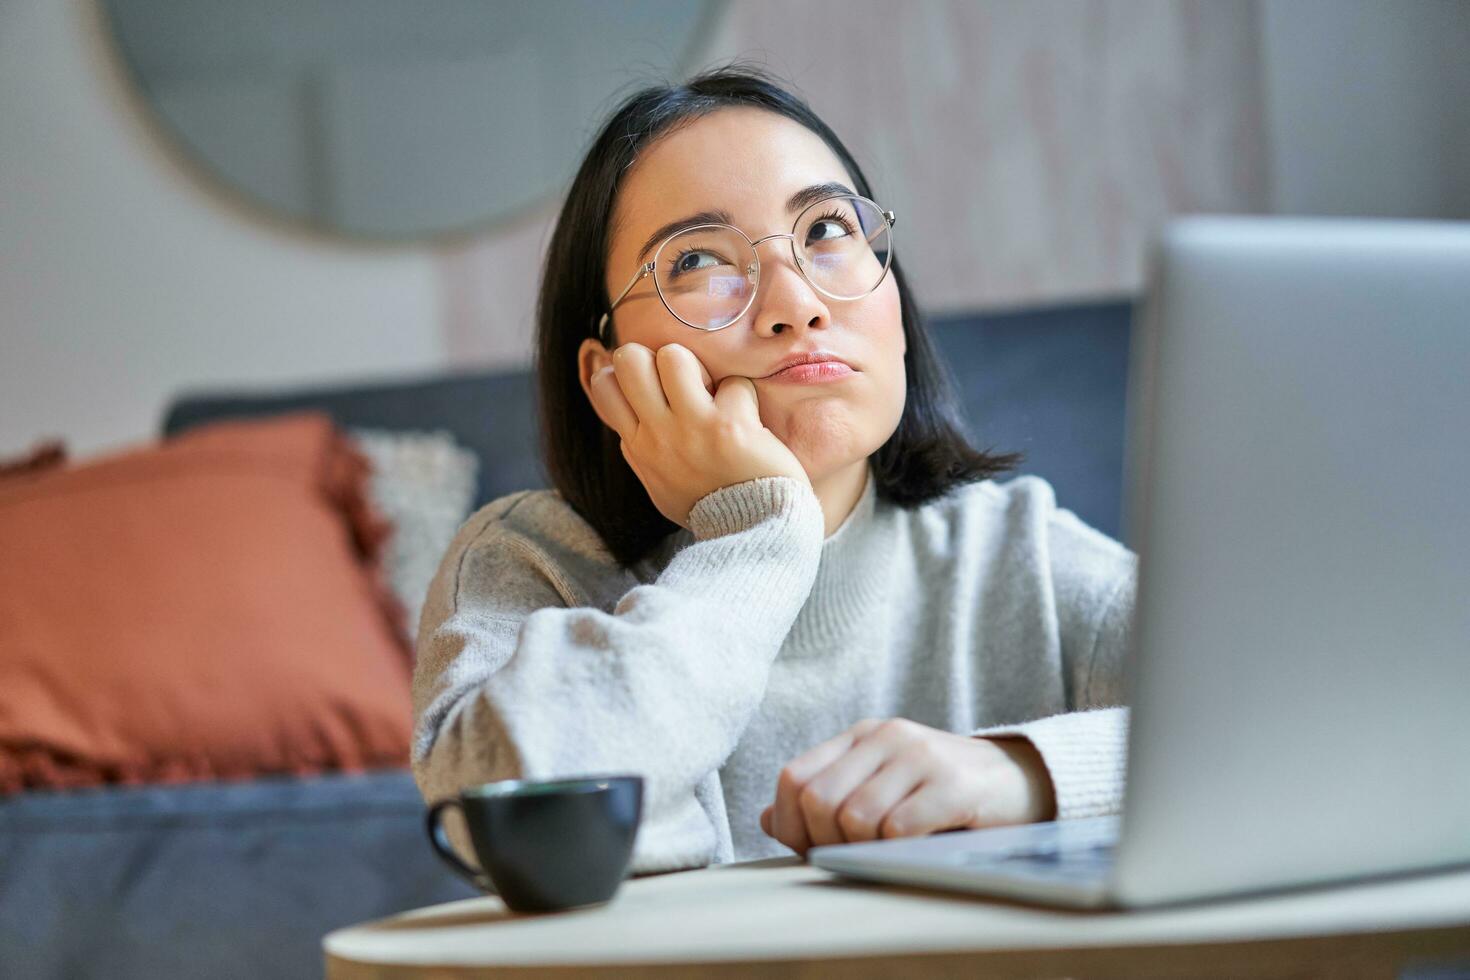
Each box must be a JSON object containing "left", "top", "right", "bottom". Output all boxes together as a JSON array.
[{"left": 577, "top": 337, "right": 614, "bottom": 405}]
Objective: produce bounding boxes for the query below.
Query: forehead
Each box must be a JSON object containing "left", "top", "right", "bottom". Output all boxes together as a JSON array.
[{"left": 611, "top": 107, "right": 855, "bottom": 244}]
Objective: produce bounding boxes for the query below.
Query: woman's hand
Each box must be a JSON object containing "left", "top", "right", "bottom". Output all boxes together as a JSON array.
[
  {"left": 587, "top": 342, "right": 811, "bottom": 529},
  {"left": 758, "top": 718, "right": 1058, "bottom": 858}
]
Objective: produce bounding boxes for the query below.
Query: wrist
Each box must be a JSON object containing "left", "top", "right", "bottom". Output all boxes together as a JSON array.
[{"left": 985, "top": 735, "right": 1058, "bottom": 823}]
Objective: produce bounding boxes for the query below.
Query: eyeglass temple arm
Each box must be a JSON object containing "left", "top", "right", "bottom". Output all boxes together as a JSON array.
[
  {"left": 597, "top": 261, "right": 655, "bottom": 339},
  {"left": 865, "top": 211, "right": 897, "bottom": 246}
]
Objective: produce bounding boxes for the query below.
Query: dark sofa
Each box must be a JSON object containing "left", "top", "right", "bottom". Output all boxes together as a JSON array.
[{"left": 0, "top": 299, "right": 1134, "bottom": 980}]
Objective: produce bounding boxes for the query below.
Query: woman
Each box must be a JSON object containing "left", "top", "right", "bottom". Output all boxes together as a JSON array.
[{"left": 412, "top": 65, "right": 1137, "bottom": 874}]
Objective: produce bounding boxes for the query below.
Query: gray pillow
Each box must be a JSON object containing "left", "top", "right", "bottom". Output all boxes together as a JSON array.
[{"left": 348, "top": 428, "right": 479, "bottom": 644}]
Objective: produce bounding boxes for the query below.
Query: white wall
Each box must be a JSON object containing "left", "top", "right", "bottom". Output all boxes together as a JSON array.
[
  {"left": 0, "top": 0, "right": 447, "bottom": 458},
  {"left": 1260, "top": 0, "right": 1470, "bottom": 219}
]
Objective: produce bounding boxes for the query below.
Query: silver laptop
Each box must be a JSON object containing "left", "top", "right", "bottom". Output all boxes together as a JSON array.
[{"left": 810, "top": 215, "right": 1470, "bottom": 909}]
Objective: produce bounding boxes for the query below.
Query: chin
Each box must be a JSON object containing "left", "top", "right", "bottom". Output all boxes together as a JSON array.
[{"left": 785, "top": 435, "right": 879, "bottom": 484}]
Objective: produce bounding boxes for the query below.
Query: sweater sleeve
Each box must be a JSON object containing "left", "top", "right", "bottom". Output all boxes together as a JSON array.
[
  {"left": 411, "top": 476, "right": 825, "bottom": 877},
  {"left": 969, "top": 511, "right": 1138, "bottom": 821}
]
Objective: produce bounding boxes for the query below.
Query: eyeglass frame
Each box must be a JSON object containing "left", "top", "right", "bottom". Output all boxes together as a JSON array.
[{"left": 595, "top": 193, "right": 897, "bottom": 346}]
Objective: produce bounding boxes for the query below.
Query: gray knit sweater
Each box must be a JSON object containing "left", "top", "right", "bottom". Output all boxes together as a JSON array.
[{"left": 411, "top": 462, "right": 1137, "bottom": 873}]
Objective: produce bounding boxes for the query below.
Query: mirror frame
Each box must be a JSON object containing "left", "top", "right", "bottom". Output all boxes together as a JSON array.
[{"left": 90, "top": 0, "right": 729, "bottom": 247}]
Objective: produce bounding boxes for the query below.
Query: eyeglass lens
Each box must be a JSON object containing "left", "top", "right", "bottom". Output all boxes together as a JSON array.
[{"left": 654, "top": 196, "right": 892, "bottom": 330}]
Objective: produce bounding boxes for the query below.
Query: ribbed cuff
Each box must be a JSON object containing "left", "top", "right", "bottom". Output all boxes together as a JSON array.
[
  {"left": 687, "top": 476, "right": 821, "bottom": 542},
  {"left": 971, "top": 707, "right": 1129, "bottom": 821},
  {"left": 652, "top": 476, "right": 825, "bottom": 643}
]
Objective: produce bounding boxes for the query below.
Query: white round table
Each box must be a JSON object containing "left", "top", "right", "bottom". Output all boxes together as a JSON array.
[{"left": 324, "top": 855, "right": 1470, "bottom": 978}]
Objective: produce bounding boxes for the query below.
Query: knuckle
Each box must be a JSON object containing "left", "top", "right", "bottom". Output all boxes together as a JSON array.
[
  {"left": 836, "top": 801, "right": 877, "bottom": 839},
  {"left": 777, "top": 766, "right": 804, "bottom": 797},
  {"left": 877, "top": 717, "right": 915, "bottom": 741},
  {"left": 712, "top": 418, "right": 745, "bottom": 442},
  {"left": 878, "top": 812, "right": 908, "bottom": 839},
  {"left": 797, "top": 784, "right": 832, "bottom": 820},
  {"left": 848, "top": 719, "right": 885, "bottom": 747}
]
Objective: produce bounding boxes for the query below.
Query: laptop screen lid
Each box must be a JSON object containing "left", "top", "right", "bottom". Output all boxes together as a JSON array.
[{"left": 1111, "top": 216, "right": 1470, "bottom": 907}]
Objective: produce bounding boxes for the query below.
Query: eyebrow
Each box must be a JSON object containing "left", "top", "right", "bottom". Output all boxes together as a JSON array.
[{"left": 635, "top": 180, "right": 858, "bottom": 262}]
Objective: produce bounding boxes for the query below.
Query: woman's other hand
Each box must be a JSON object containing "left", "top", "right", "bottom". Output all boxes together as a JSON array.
[
  {"left": 758, "top": 718, "right": 1058, "bottom": 858},
  {"left": 587, "top": 341, "right": 811, "bottom": 529}
]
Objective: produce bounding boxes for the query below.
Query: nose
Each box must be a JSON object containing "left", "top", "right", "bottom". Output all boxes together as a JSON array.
[{"left": 748, "top": 235, "right": 831, "bottom": 338}]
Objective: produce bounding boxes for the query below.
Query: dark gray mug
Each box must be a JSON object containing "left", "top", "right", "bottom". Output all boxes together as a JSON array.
[{"left": 425, "top": 774, "right": 643, "bottom": 913}]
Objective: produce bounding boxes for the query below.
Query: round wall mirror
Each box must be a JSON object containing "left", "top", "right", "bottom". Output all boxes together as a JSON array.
[{"left": 100, "top": 0, "right": 725, "bottom": 241}]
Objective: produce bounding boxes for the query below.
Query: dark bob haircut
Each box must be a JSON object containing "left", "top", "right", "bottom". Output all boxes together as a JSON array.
[{"left": 535, "top": 62, "right": 1021, "bottom": 569}]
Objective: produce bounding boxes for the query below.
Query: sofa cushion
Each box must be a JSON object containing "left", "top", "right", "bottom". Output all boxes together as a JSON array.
[
  {"left": 349, "top": 426, "right": 479, "bottom": 642},
  {"left": 0, "top": 412, "right": 413, "bottom": 792}
]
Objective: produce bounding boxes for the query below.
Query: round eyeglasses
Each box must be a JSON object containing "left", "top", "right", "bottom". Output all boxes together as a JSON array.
[{"left": 597, "top": 194, "right": 896, "bottom": 344}]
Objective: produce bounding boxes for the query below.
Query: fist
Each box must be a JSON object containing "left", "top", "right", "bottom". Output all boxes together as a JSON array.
[
  {"left": 585, "top": 342, "right": 810, "bottom": 529},
  {"left": 759, "top": 717, "right": 1057, "bottom": 857}
]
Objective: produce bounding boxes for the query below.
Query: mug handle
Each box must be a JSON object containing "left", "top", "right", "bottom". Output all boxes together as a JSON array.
[{"left": 425, "top": 798, "right": 492, "bottom": 890}]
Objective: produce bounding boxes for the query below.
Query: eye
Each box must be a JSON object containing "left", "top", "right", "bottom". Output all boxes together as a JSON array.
[
  {"left": 667, "top": 248, "right": 724, "bottom": 278},
  {"left": 806, "top": 209, "right": 856, "bottom": 244}
]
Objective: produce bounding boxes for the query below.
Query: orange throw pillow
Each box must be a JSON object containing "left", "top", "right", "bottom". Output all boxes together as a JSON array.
[{"left": 0, "top": 412, "right": 414, "bottom": 793}]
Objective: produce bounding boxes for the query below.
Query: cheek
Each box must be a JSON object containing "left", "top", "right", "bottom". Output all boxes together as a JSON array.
[
  {"left": 864, "top": 282, "right": 908, "bottom": 418},
  {"left": 874, "top": 280, "right": 904, "bottom": 348},
  {"left": 853, "top": 279, "right": 906, "bottom": 380},
  {"left": 612, "top": 307, "right": 689, "bottom": 355}
]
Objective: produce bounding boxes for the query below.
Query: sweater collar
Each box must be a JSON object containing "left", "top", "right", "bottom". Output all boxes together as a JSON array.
[{"left": 789, "top": 460, "right": 894, "bottom": 647}]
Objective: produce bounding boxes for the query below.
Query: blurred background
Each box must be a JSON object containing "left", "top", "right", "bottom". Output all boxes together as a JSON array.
[
  {"left": 4, "top": 7, "right": 1470, "bottom": 977},
  {"left": 4, "top": 0, "right": 1467, "bottom": 461}
]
